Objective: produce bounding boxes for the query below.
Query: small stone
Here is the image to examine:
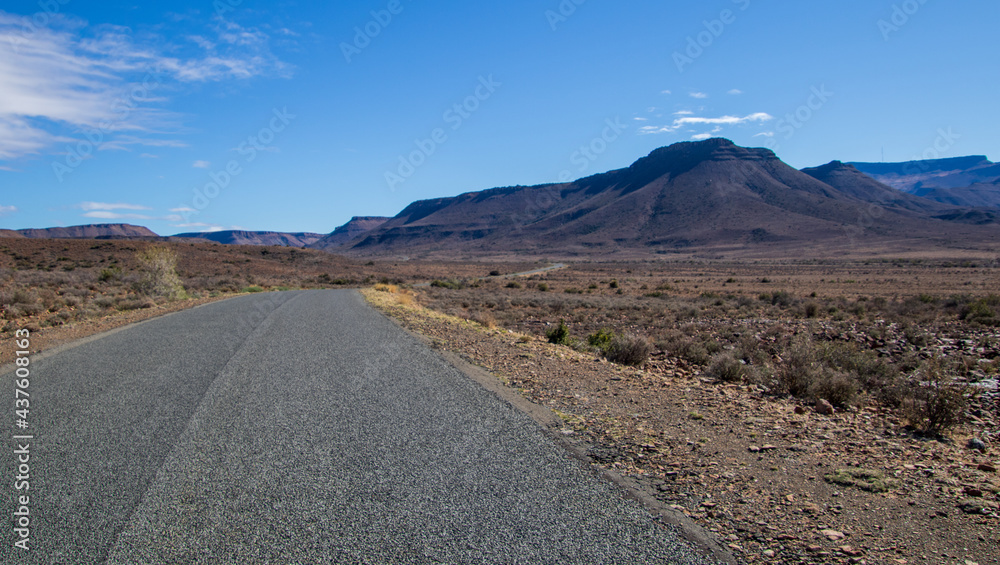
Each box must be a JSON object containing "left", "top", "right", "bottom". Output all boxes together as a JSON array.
[
  {"left": 762, "top": 444, "right": 778, "bottom": 451},
  {"left": 821, "top": 528, "right": 846, "bottom": 541},
  {"left": 967, "top": 438, "right": 987, "bottom": 452},
  {"left": 802, "top": 502, "right": 823, "bottom": 514},
  {"left": 816, "top": 399, "right": 835, "bottom": 415},
  {"left": 762, "top": 549, "right": 776, "bottom": 558},
  {"left": 964, "top": 486, "right": 983, "bottom": 497},
  {"left": 839, "top": 545, "right": 863, "bottom": 557},
  {"left": 978, "top": 463, "right": 996, "bottom": 473},
  {"left": 748, "top": 445, "right": 761, "bottom": 453},
  {"left": 794, "top": 405, "right": 806, "bottom": 415}
]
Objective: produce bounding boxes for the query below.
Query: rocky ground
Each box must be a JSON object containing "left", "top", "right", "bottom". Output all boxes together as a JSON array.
[{"left": 364, "top": 287, "right": 1000, "bottom": 565}]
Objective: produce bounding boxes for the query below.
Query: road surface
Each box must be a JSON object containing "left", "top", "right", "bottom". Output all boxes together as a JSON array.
[{"left": 2, "top": 290, "right": 716, "bottom": 564}]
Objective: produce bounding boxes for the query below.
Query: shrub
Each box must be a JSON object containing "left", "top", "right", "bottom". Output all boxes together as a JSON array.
[
  {"left": 803, "top": 301, "right": 820, "bottom": 318},
  {"left": 605, "top": 334, "right": 653, "bottom": 366},
  {"left": 430, "top": 279, "right": 462, "bottom": 290},
  {"left": 537, "top": 283, "right": 549, "bottom": 292},
  {"left": 506, "top": 281, "right": 522, "bottom": 289},
  {"left": 133, "top": 246, "right": 185, "bottom": 300},
  {"left": 810, "top": 368, "right": 858, "bottom": 408},
  {"left": 776, "top": 338, "right": 818, "bottom": 397},
  {"left": 901, "top": 358, "right": 970, "bottom": 435},
  {"left": 546, "top": 320, "right": 570, "bottom": 345},
  {"left": 706, "top": 352, "right": 747, "bottom": 382},
  {"left": 587, "top": 328, "right": 615, "bottom": 351},
  {"left": 98, "top": 266, "right": 122, "bottom": 282},
  {"left": 609, "top": 279, "right": 619, "bottom": 289}
]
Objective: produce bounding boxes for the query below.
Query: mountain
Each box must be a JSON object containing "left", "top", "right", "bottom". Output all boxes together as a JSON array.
[
  {"left": 171, "top": 230, "right": 325, "bottom": 248},
  {"left": 908, "top": 179, "right": 1000, "bottom": 209},
  {"left": 850, "top": 156, "right": 1000, "bottom": 207},
  {"left": 799, "top": 161, "right": 947, "bottom": 215},
  {"left": 11, "top": 224, "right": 158, "bottom": 239},
  {"left": 308, "top": 217, "right": 391, "bottom": 251},
  {"left": 0, "top": 230, "right": 24, "bottom": 238},
  {"left": 335, "top": 139, "right": 999, "bottom": 258}
]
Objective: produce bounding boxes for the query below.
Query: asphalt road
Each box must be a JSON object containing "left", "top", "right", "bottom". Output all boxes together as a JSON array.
[{"left": 2, "top": 290, "right": 716, "bottom": 564}]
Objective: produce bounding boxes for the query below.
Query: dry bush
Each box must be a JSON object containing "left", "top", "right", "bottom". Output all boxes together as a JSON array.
[
  {"left": 605, "top": 333, "right": 653, "bottom": 366},
  {"left": 470, "top": 310, "right": 496, "bottom": 329},
  {"left": 706, "top": 352, "right": 748, "bottom": 382},
  {"left": 810, "top": 367, "right": 859, "bottom": 408},
  {"left": 901, "top": 358, "right": 971, "bottom": 435},
  {"left": 133, "top": 246, "right": 185, "bottom": 300}
]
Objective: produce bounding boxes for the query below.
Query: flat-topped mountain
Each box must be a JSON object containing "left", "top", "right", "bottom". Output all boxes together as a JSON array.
[
  {"left": 8, "top": 224, "right": 158, "bottom": 239},
  {"left": 336, "top": 139, "right": 998, "bottom": 257},
  {"left": 850, "top": 155, "right": 1000, "bottom": 208},
  {"left": 171, "top": 230, "right": 324, "bottom": 248}
]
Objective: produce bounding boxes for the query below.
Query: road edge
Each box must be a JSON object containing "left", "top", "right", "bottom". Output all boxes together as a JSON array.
[{"left": 361, "top": 290, "right": 738, "bottom": 565}]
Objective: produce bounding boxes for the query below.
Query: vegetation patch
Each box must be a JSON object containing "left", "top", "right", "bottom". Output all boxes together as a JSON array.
[{"left": 823, "top": 468, "right": 900, "bottom": 493}]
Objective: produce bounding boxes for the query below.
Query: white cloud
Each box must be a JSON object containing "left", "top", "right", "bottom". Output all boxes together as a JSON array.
[
  {"left": 754, "top": 131, "right": 775, "bottom": 138},
  {"left": 638, "top": 112, "right": 773, "bottom": 135},
  {"left": 728, "top": 89, "right": 743, "bottom": 95},
  {"left": 172, "top": 222, "right": 225, "bottom": 232},
  {"left": 139, "top": 153, "right": 158, "bottom": 158},
  {"left": 689, "top": 92, "right": 708, "bottom": 99},
  {"left": 82, "top": 210, "right": 153, "bottom": 220},
  {"left": 661, "top": 90, "right": 672, "bottom": 95},
  {"left": 674, "top": 110, "right": 694, "bottom": 116},
  {"left": 193, "top": 160, "right": 211, "bottom": 168},
  {"left": 0, "top": 12, "right": 292, "bottom": 161},
  {"left": 170, "top": 206, "right": 197, "bottom": 213},
  {"left": 77, "top": 202, "right": 152, "bottom": 211},
  {"left": 691, "top": 133, "right": 713, "bottom": 141},
  {"left": 633, "top": 117, "right": 648, "bottom": 121},
  {"left": 0, "top": 204, "right": 16, "bottom": 216}
]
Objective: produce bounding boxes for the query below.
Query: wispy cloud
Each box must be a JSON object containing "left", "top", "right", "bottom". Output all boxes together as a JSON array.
[
  {"left": 82, "top": 210, "right": 153, "bottom": 220},
  {"left": 0, "top": 204, "right": 16, "bottom": 216},
  {"left": 691, "top": 133, "right": 713, "bottom": 141},
  {"left": 728, "top": 89, "right": 743, "bottom": 95},
  {"left": 192, "top": 160, "right": 211, "bottom": 168},
  {"left": 172, "top": 222, "right": 226, "bottom": 232},
  {"left": 689, "top": 92, "right": 708, "bottom": 99},
  {"left": 661, "top": 90, "right": 672, "bottom": 95},
  {"left": 0, "top": 12, "right": 292, "bottom": 161},
  {"left": 638, "top": 112, "right": 773, "bottom": 135},
  {"left": 76, "top": 201, "right": 152, "bottom": 212}
]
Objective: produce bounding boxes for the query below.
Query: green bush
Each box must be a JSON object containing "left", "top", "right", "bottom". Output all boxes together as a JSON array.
[
  {"left": 546, "top": 320, "right": 570, "bottom": 345},
  {"left": 537, "top": 283, "right": 549, "bottom": 292},
  {"left": 587, "top": 328, "right": 615, "bottom": 351},
  {"left": 506, "top": 281, "right": 522, "bottom": 289}
]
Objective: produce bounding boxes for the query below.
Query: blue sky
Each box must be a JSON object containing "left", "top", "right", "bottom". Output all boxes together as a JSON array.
[{"left": 0, "top": 0, "right": 997, "bottom": 234}]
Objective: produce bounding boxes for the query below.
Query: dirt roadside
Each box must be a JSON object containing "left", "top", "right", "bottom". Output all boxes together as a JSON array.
[{"left": 363, "top": 287, "right": 1000, "bottom": 565}]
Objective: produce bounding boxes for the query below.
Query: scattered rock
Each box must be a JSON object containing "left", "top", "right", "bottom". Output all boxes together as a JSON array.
[
  {"left": 978, "top": 463, "right": 996, "bottom": 473},
  {"left": 748, "top": 445, "right": 761, "bottom": 453},
  {"left": 964, "top": 486, "right": 983, "bottom": 497},
  {"left": 762, "top": 549, "right": 776, "bottom": 558},
  {"left": 821, "top": 528, "right": 846, "bottom": 541},
  {"left": 801, "top": 502, "right": 823, "bottom": 514},
  {"left": 816, "top": 399, "right": 835, "bottom": 415},
  {"left": 794, "top": 405, "right": 806, "bottom": 415},
  {"left": 967, "top": 438, "right": 987, "bottom": 453}
]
